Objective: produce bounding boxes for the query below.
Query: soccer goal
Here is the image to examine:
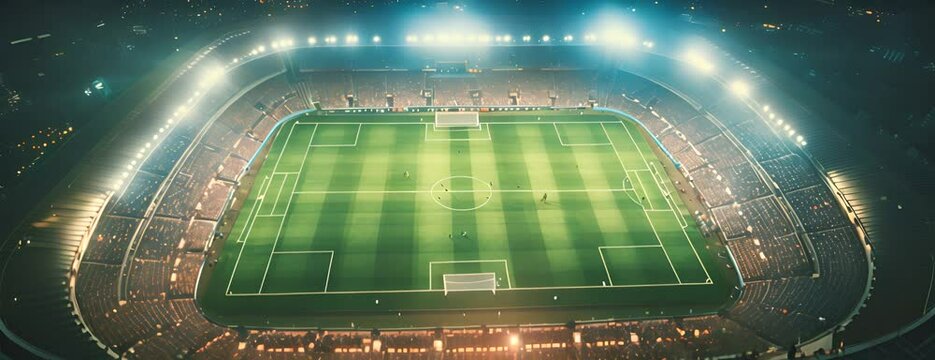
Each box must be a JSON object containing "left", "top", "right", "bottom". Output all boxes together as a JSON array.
[
  {"left": 443, "top": 273, "right": 497, "bottom": 295},
  {"left": 435, "top": 111, "right": 480, "bottom": 128}
]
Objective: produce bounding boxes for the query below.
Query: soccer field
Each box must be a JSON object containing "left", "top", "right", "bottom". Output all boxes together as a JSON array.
[{"left": 198, "top": 110, "right": 735, "bottom": 328}]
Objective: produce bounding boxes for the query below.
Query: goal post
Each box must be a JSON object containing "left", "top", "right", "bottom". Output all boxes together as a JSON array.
[
  {"left": 443, "top": 273, "right": 497, "bottom": 295},
  {"left": 435, "top": 111, "right": 480, "bottom": 128}
]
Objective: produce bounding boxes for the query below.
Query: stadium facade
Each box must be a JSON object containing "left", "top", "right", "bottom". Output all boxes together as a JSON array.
[{"left": 0, "top": 21, "right": 927, "bottom": 358}]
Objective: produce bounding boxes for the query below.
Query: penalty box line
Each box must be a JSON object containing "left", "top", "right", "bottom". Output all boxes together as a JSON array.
[
  {"left": 308, "top": 123, "right": 362, "bottom": 148},
  {"left": 619, "top": 122, "right": 713, "bottom": 284},
  {"left": 553, "top": 123, "right": 613, "bottom": 147},
  {"left": 226, "top": 122, "right": 301, "bottom": 294}
]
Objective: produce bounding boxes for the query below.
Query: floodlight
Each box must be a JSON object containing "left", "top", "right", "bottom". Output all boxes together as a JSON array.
[
  {"left": 563, "top": 35, "right": 573, "bottom": 42},
  {"left": 584, "top": 33, "right": 597, "bottom": 42},
  {"left": 542, "top": 35, "right": 551, "bottom": 42},
  {"left": 729, "top": 80, "right": 751, "bottom": 97},
  {"left": 199, "top": 66, "right": 225, "bottom": 88},
  {"left": 345, "top": 34, "right": 359, "bottom": 44},
  {"left": 503, "top": 34, "right": 512, "bottom": 42},
  {"left": 372, "top": 35, "right": 381, "bottom": 43},
  {"left": 405, "top": 35, "right": 418, "bottom": 43},
  {"left": 642, "top": 40, "right": 655, "bottom": 48},
  {"left": 308, "top": 36, "right": 317, "bottom": 45},
  {"left": 683, "top": 51, "right": 715, "bottom": 74},
  {"left": 509, "top": 335, "right": 520, "bottom": 347},
  {"left": 522, "top": 35, "right": 531, "bottom": 42}
]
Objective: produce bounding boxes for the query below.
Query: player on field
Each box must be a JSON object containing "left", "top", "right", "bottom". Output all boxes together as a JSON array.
[{"left": 541, "top": 193, "right": 548, "bottom": 203}]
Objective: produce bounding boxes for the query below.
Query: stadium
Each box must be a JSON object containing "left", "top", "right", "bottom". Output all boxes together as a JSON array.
[{"left": 0, "top": 4, "right": 933, "bottom": 359}]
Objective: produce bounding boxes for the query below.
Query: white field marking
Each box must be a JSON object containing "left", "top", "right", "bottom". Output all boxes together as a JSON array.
[
  {"left": 424, "top": 123, "right": 491, "bottom": 142},
  {"left": 598, "top": 247, "right": 614, "bottom": 286},
  {"left": 296, "top": 120, "right": 621, "bottom": 126},
  {"left": 309, "top": 123, "right": 362, "bottom": 147},
  {"left": 629, "top": 170, "right": 656, "bottom": 210},
  {"left": 254, "top": 214, "right": 286, "bottom": 218},
  {"left": 234, "top": 175, "right": 270, "bottom": 244},
  {"left": 258, "top": 124, "right": 318, "bottom": 293},
  {"left": 293, "top": 188, "right": 631, "bottom": 195},
  {"left": 553, "top": 123, "right": 612, "bottom": 147},
  {"left": 429, "top": 176, "right": 494, "bottom": 211},
  {"left": 599, "top": 245, "right": 672, "bottom": 286},
  {"left": 224, "top": 281, "right": 714, "bottom": 296},
  {"left": 227, "top": 123, "right": 297, "bottom": 293},
  {"left": 620, "top": 122, "right": 712, "bottom": 283},
  {"left": 601, "top": 123, "right": 631, "bottom": 176},
  {"left": 429, "top": 260, "right": 511, "bottom": 290},
  {"left": 259, "top": 250, "right": 334, "bottom": 294},
  {"left": 272, "top": 172, "right": 299, "bottom": 175},
  {"left": 605, "top": 122, "right": 681, "bottom": 284},
  {"left": 269, "top": 173, "right": 290, "bottom": 216}
]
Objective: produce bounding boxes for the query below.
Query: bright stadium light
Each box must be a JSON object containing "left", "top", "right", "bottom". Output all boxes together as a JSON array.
[
  {"left": 730, "top": 80, "right": 751, "bottom": 97},
  {"left": 478, "top": 34, "right": 491, "bottom": 43},
  {"left": 345, "top": 34, "right": 359, "bottom": 44},
  {"left": 522, "top": 35, "right": 532, "bottom": 42},
  {"left": 307, "top": 36, "right": 317, "bottom": 45},
  {"left": 502, "top": 34, "right": 512, "bottom": 42},
  {"left": 642, "top": 40, "right": 655, "bottom": 48},
  {"left": 584, "top": 33, "right": 597, "bottom": 42},
  {"left": 509, "top": 335, "right": 520, "bottom": 347},
  {"left": 198, "top": 66, "right": 225, "bottom": 88},
  {"left": 405, "top": 35, "right": 418, "bottom": 43},
  {"left": 563, "top": 34, "right": 574, "bottom": 42},
  {"left": 372, "top": 35, "right": 381, "bottom": 43},
  {"left": 683, "top": 50, "right": 716, "bottom": 74},
  {"left": 542, "top": 35, "right": 551, "bottom": 42},
  {"left": 325, "top": 35, "right": 337, "bottom": 44}
]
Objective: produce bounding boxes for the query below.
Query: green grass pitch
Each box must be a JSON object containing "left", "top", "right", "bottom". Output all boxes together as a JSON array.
[{"left": 198, "top": 110, "right": 736, "bottom": 329}]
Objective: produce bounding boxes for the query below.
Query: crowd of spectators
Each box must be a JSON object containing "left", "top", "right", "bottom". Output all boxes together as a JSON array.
[{"left": 37, "top": 55, "right": 867, "bottom": 357}]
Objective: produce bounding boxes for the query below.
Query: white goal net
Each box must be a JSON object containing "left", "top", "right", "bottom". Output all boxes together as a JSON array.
[
  {"left": 443, "top": 273, "right": 497, "bottom": 295},
  {"left": 435, "top": 111, "right": 480, "bottom": 128}
]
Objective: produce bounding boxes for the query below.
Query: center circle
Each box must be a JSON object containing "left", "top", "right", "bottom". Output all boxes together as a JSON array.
[{"left": 430, "top": 176, "right": 493, "bottom": 211}]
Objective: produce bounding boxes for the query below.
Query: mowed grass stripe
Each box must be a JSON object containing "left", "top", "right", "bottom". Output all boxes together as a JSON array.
[
  {"left": 343, "top": 125, "right": 392, "bottom": 291},
  {"left": 490, "top": 125, "right": 553, "bottom": 288},
  {"left": 414, "top": 127, "right": 453, "bottom": 289},
  {"left": 540, "top": 126, "right": 609, "bottom": 287},
  {"left": 374, "top": 126, "right": 421, "bottom": 290},
  {"left": 603, "top": 122, "right": 646, "bottom": 170},
  {"left": 304, "top": 142, "right": 367, "bottom": 292},
  {"left": 448, "top": 129, "right": 481, "bottom": 272},
  {"left": 467, "top": 127, "right": 512, "bottom": 279},
  {"left": 520, "top": 124, "right": 585, "bottom": 287}
]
